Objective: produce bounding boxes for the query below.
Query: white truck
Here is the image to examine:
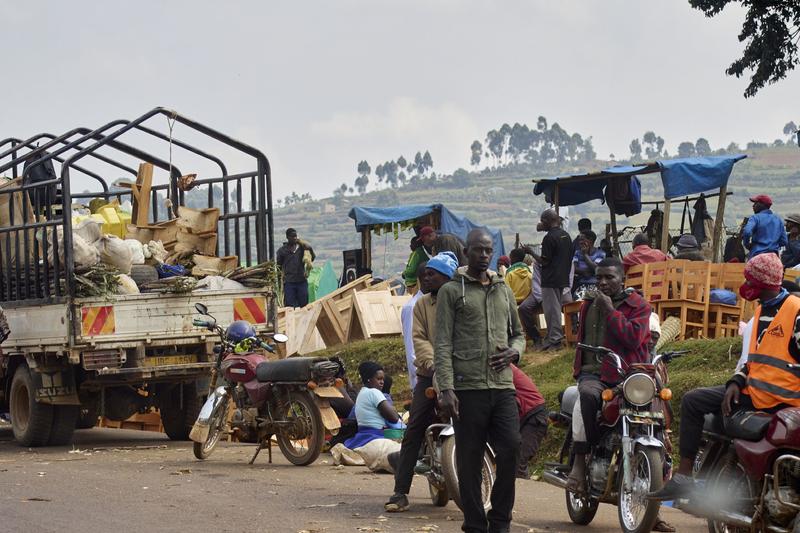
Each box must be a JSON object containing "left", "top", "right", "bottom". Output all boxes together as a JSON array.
[{"left": 0, "top": 108, "right": 277, "bottom": 446}]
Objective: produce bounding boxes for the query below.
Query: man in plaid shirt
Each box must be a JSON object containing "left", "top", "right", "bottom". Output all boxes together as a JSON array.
[{"left": 566, "top": 257, "right": 651, "bottom": 491}]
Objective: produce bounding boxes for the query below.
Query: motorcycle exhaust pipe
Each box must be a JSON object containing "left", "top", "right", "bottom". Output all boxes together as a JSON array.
[
  {"left": 542, "top": 470, "right": 569, "bottom": 490},
  {"left": 681, "top": 502, "right": 753, "bottom": 529}
]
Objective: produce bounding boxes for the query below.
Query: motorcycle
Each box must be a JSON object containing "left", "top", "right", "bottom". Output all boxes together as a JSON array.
[
  {"left": 681, "top": 362, "right": 800, "bottom": 533},
  {"left": 189, "top": 302, "right": 344, "bottom": 466},
  {"left": 543, "top": 343, "right": 682, "bottom": 533},
  {"left": 418, "top": 387, "right": 496, "bottom": 511}
]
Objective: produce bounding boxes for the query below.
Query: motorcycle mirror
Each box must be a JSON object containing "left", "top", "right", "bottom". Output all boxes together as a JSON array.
[
  {"left": 272, "top": 333, "right": 289, "bottom": 344},
  {"left": 195, "top": 303, "right": 209, "bottom": 315}
]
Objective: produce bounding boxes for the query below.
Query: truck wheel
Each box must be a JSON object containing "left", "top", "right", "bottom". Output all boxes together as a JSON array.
[
  {"left": 48, "top": 406, "right": 79, "bottom": 445},
  {"left": 159, "top": 382, "right": 202, "bottom": 441},
  {"left": 10, "top": 365, "right": 53, "bottom": 447}
]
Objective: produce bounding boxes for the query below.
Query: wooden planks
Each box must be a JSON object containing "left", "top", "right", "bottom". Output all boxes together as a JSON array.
[{"left": 352, "top": 290, "right": 407, "bottom": 338}]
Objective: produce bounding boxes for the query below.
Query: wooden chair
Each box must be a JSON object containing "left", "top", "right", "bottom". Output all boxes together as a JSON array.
[
  {"left": 642, "top": 261, "right": 669, "bottom": 304},
  {"left": 657, "top": 260, "right": 711, "bottom": 340},
  {"left": 707, "top": 263, "right": 745, "bottom": 338},
  {"left": 625, "top": 263, "right": 647, "bottom": 294}
]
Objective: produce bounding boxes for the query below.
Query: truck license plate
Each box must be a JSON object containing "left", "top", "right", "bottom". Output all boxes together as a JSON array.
[{"left": 144, "top": 355, "right": 198, "bottom": 367}]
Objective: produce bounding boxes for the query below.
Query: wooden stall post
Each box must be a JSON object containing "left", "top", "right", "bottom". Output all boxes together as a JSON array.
[
  {"left": 360, "top": 228, "right": 372, "bottom": 272},
  {"left": 660, "top": 199, "right": 672, "bottom": 254},
  {"left": 712, "top": 185, "right": 727, "bottom": 263}
]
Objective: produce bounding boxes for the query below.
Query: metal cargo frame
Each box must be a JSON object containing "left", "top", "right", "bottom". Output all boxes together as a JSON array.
[{"left": 0, "top": 108, "right": 275, "bottom": 315}]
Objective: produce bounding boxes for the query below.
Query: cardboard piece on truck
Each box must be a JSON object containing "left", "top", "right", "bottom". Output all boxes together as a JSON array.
[
  {"left": 0, "top": 178, "right": 36, "bottom": 266},
  {"left": 177, "top": 206, "right": 220, "bottom": 234},
  {"left": 191, "top": 254, "right": 238, "bottom": 277},
  {"left": 126, "top": 219, "right": 179, "bottom": 248},
  {"left": 174, "top": 229, "right": 217, "bottom": 255}
]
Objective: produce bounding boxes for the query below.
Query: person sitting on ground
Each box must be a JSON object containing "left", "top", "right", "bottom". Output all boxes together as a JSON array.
[
  {"left": 781, "top": 213, "right": 800, "bottom": 269},
  {"left": 572, "top": 231, "right": 606, "bottom": 300},
  {"left": 672, "top": 234, "right": 706, "bottom": 262},
  {"left": 567, "top": 258, "right": 651, "bottom": 492},
  {"left": 512, "top": 364, "right": 547, "bottom": 480},
  {"left": 385, "top": 251, "right": 458, "bottom": 513},
  {"left": 650, "top": 253, "right": 800, "bottom": 502},
  {"left": 504, "top": 248, "right": 533, "bottom": 304},
  {"left": 623, "top": 233, "right": 668, "bottom": 274},
  {"left": 743, "top": 194, "right": 787, "bottom": 259},
  {"left": 344, "top": 362, "right": 400, "bottom": 449},
  {"left": 402, "top": 226, "right": 436, "bottom": 294}
]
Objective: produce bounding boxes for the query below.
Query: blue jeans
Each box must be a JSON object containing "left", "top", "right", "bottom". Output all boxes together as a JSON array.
[{"left": 284, "top": 281, "right": 308, "bottom": 308}]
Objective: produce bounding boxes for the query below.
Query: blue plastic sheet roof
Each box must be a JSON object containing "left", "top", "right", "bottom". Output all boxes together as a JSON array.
[
  {"left": 534, "top": 154, "right": 747, "bottom": 205},
  {"left": 347, "top": 203, "right": 506, "bottom": 269}
]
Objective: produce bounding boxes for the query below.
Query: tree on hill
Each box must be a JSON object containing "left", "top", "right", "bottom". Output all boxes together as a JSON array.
[
  {"left": 695, "top": 138, "right": 712, "bottom": 156},
  {"left": 355, "top": 160, "right": 371, "bottom": 194},
  {"left": 642, "top": 131, "right": 665, "bottom": 159},
  {"left": 375, "top": 163, "right": 385, "bottom": 188},
  {"left": 690, "top": 1, "right": 800, "bottom": 97},
  {"left": 470, "top": 140, "right": 482, "bottom": 168},
  {"left": 629, "top": 139, "right": 643, "bottom": 162},
  {"left": 785, "top": 121, "right": 798, "bottom": 141},
  {"left": 678, "top": 141, "right": 696, "bottom": 158}
]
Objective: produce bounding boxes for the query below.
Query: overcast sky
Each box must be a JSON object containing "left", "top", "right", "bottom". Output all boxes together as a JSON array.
[{"left": 1, "top": 1, "right": 795, "bottom": 199}]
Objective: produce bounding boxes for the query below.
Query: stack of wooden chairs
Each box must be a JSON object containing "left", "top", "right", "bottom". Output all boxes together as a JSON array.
[{"left": 625, "top": 260, "right": 800, "bottom": 341}]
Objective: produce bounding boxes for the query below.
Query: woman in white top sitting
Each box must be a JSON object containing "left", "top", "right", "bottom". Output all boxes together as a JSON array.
[{"left": 344, "top": 361, "right": 400, "bottom": 449}]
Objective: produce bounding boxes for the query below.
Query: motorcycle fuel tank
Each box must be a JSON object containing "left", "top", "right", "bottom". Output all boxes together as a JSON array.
[
  {"left": 767, "top": 407, "right": 800, "bottom": 449},
  {"left": 221, "top": 353, "right": 267, "bottom": 383}
]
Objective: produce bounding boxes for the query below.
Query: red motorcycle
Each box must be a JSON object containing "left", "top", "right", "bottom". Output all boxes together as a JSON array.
[
  {"left": 684, "top": 365, "right": 800, "bottom": 532},
  {"left": 189, "top": 303, "right": 343, "bottom": 466}
]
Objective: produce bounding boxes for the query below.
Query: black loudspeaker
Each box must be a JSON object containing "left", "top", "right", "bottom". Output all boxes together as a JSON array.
[{"left": 341, "top": 249, "right": 363, "bottom": 287}]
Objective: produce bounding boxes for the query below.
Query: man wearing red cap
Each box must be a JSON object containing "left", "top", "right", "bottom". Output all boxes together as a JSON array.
[
  {"left": 742, "top": 194, "right": 787, "bottom": 259},
  {"left": 402, "top": 226, "right": 436, "bottom": 293},
  {"left": 650, "top": 253, "right": 800, "bottom": 501}
]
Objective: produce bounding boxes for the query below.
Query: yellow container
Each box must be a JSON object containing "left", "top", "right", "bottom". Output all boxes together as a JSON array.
[{"left": 99, "top": 206, "right": 125, "bottom": 238}]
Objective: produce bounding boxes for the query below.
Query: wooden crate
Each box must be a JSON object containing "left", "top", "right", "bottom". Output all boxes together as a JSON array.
[
  {"left": 177, "top": 206, "right": 220, "bottom": 234},
  {"left": 192, "top": 254, "right": 238, "bottom": 277}
]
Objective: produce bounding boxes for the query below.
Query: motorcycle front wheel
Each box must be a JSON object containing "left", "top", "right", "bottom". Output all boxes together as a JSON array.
[
  {"left": 617, "top": 445, "right": 663, "bottom": 533},
  {"left": 442, "top": 437, "right": 495, "bottom": 512},
  {"left": 276, "top": 391, "right": 324, "bottom": 466},
  {"left": 193, "top": 395, "right": 230, "bottom": 460}
]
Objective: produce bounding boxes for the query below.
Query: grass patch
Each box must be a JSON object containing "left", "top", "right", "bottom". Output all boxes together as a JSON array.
[{"left": 314, "top": 335, "right": 743, "bottom": 474}]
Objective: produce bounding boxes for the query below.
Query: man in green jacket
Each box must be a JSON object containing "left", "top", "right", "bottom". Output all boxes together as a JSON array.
[
  {"left": 402, "top": 226, "right": 436, "bottom": 293},
  {"left": 435, "top": 228, "right": 525, "bottom": 533}
]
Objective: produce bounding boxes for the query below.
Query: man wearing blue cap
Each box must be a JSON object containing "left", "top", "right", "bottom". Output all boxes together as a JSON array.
[{"left": 385, "top": 251, "right": 458, "bottom": 513}]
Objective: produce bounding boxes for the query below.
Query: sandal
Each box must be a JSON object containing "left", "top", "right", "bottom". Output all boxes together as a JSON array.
[{"left": 652, "top": 518, "right": 676, "bottom": 532}]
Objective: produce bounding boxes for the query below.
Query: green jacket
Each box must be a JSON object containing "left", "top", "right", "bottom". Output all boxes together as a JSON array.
[
  {"left": 434, "top": 267, "right": 525, "bottom": 391},
  {"left": 402, "top": 246, "right": 432, "bottom": 287}
]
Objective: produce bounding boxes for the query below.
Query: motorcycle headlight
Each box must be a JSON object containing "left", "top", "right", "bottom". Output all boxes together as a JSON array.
[{"left": 622, "top": 374, "right": 656, "bottom": 407}]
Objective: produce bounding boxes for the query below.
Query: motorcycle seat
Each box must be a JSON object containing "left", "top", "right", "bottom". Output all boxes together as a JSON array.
[
  {"left": 723, "top": 410, "right": 773, "bottom": 441},
  {"left": 702, "top": 413, "right": 725, "bottom": 435},
  {"left": 256, "top": 357, "right": 323, "bottom": 383}
]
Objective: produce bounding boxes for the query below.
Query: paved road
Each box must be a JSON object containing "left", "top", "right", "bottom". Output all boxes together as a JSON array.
[{"left": 0, "top": 426, "right": 707, "bottom": 533}]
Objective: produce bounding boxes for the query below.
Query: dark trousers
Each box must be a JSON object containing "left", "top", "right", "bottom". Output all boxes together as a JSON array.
[
  {"left": 394, "top": 376, "right": 436, "bottom": 495},
  {"left": 679, "top": 385, "right": 725, "bottom": 460},
  {"left": 517, "top": 407, "right": 548, "bottom": 479},
  {"left": 574, "top": 378, "right": 606, "bottom": 455},
  {"left": 454, "top": 389, "right": 519, "bottom": 533},
  {"left": 518, "top": 294, "right": 542, "bottom": 342},
  {"left": 284, "top": 281, "right": 309, "bottom": 308}
]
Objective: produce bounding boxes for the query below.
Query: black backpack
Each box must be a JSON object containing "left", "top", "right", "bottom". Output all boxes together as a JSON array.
[{"left": 22, "top": 150, "right": 58, "bottom": 210}]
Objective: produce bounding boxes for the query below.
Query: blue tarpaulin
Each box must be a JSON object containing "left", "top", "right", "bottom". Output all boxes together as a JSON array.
[
  {"left": 534, "top": 154, "right": 747, "bottom": 206},
  {"left": 658, "top": 155, "right": 747, "bottom": 199},
  {"left": 348, "top": 204, "right": 506, "bottom": 269}
]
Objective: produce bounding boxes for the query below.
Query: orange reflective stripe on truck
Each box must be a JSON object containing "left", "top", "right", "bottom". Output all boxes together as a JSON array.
[
  {"left": 233, "top": 297, "right": 266, "bottom": 324},
  {"left": 81, "top": 305, "right": 116, "bottom": 336}
]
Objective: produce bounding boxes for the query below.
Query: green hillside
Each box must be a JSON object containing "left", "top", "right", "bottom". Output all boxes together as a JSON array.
[{"left": 275, "top": 145, "right": 800, "bottom": 280}]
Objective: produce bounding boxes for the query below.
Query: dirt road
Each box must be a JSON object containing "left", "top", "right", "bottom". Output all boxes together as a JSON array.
[{"left": 0, "top": 426, "right": 707, "bottom": 533}]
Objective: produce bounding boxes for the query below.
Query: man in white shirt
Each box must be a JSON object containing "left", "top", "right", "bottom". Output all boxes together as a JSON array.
[{"left": 400, "top": 262, "right": 430, "bottom": 389}]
